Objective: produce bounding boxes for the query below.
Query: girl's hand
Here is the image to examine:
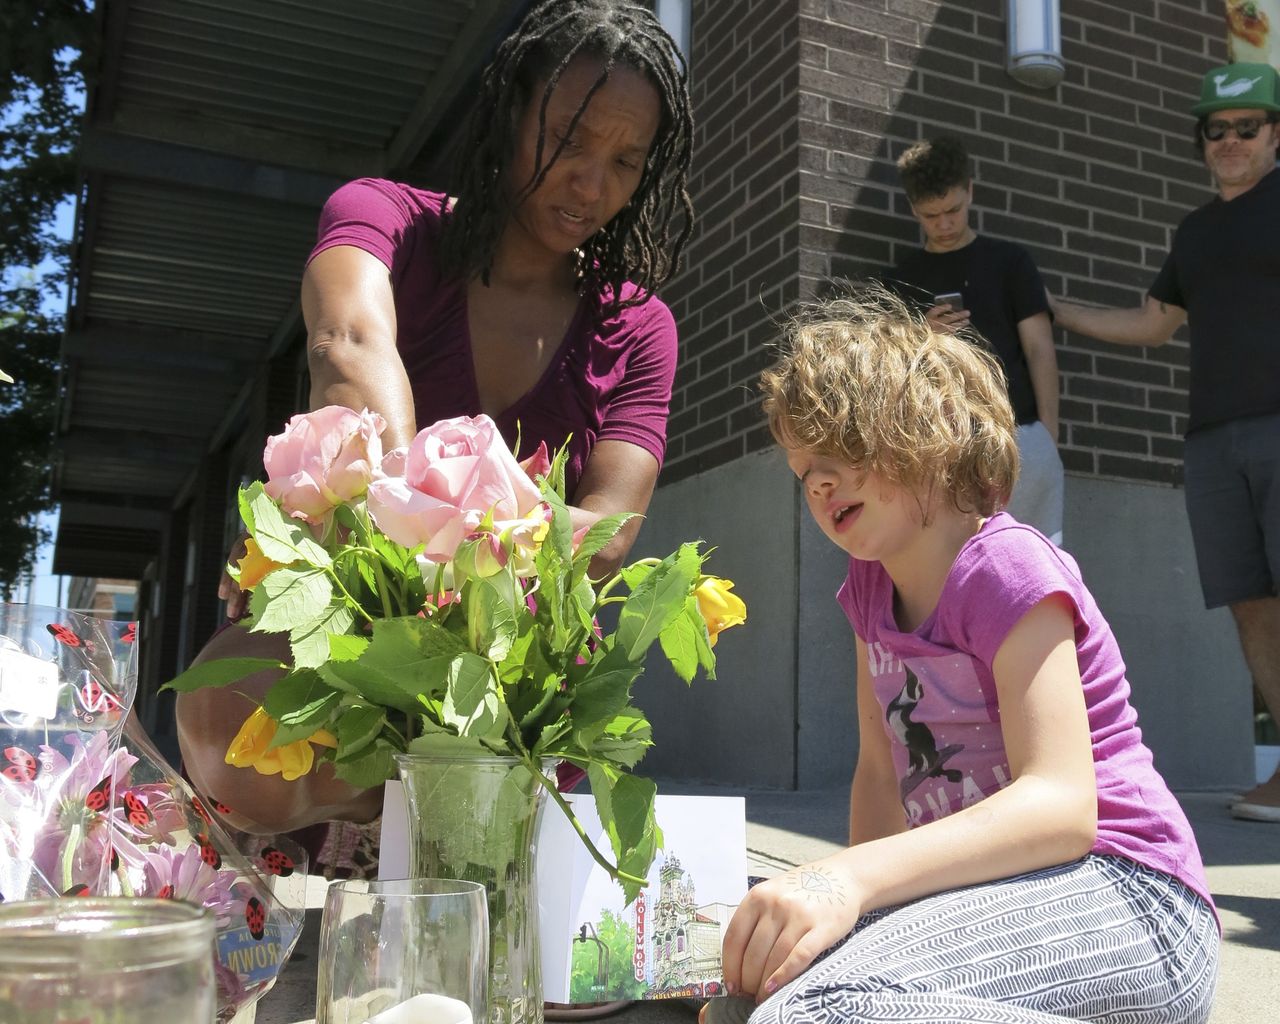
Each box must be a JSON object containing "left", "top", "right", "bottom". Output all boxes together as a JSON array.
[{"left": 721, "top": 859, "right": 864, "bottom": 1002}]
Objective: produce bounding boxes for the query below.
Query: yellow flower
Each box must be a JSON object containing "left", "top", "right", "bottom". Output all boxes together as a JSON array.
[
  {"left": 694, "top": 576, "right": 746, "bottom": 647},
  {"left": 235, "top": 538, "right": 285, "bottom": 591},
  {"left": 224, "top": 707, "right": 335, "bottom": 782}
]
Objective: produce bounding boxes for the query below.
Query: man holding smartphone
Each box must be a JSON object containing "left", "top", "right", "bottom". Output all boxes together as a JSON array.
[{"left": 887, "top": 136, "right": 1063, "bottom": 543}]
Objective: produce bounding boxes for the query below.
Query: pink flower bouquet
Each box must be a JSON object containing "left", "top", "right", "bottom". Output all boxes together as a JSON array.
[
  {"left": 0, "top": 604, "right": 306, "bottom": 1022},
  {"left": 167, "top": 408, "right": 745, "bottom": 898}
]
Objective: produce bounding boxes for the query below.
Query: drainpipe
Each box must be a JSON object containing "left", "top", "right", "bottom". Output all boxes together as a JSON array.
[{"left": 1006, "top": 0, "right": 1064, "bottom": 89}]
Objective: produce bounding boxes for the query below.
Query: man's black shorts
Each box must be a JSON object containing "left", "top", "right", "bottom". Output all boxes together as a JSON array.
[{"left": 1183, "top": 411, "right": 1280, "bottom": 608}]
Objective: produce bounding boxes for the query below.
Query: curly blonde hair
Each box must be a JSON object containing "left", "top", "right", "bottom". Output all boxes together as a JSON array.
[{"left": 760, "top": 285, "right": 1018, "bottom": 518}]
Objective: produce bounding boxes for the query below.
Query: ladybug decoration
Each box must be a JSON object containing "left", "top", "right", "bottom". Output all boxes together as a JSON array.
[
  {"left": 156, "top": 884, "right": 174, "bottom": 900},
  {"left": 63, "top": 884, "right": 90, "bottom": 897},
  {"left": 244, "top": 897, "right": 267, "bottom": 940},
  {"left": 213, "top": 799, "right": 233, "bottom": 815},
  {"left": 123, "top": 791, "right": 153, "bottom": 829},
  {"left": 46, "top": 623, "right": 84, "bottom": 648},
  {"left": 1, "top": 747, "right": 39, "bottom": 783},
  {"left": 120, "top": 622, "right": 138, "bottom": 645},
  {"left": 198, "top": 839, "right": 222, "bottom": 870},
  {"left": 77, "top": 677, "right": 124, "bottom": 717},
  {"left": 191, "top": 796, "right": 213, "bottom": 828},
  {"left": 261, "top": 846, "right": 295, "bottom": 877},
  {"left": 85, "top": 776, "right": 113, "bottom": 812}
]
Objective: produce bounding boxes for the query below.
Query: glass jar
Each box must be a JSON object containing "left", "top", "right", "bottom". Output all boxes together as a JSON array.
[{"left": 0, "top": 897, "right": 217, "bottom": 1024}]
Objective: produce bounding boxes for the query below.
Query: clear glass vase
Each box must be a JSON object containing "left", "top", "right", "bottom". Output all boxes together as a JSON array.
[
  {"left": 395, "top": 753, "right": 548, "bottom": 1024},
  {"left": 0, "top": 897, "right": 217, "bottom": 1023}
]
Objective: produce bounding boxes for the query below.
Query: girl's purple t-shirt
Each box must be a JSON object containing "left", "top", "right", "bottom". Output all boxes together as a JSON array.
[
  {"left": 837, "top": 513, "right": 1213, "bottom": 912},
  {"left": 307, "top": 178, "right": 678, "bottom": 497}
]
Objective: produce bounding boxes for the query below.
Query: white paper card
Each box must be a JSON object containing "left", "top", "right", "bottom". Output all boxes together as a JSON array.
[
  {"left": 0, "top": 649, "right": 61, "bottom": 720},
  {"left": 378, "top": 787, "right": 748, "bottom": 1003}
]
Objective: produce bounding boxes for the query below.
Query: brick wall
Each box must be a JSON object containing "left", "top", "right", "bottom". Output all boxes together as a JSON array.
[
  {"left": 662, "top": 0, "right": 803, "bottom": 481},
  {"left": 664, "top": 0, "right": 1231, "bottom": 489}
]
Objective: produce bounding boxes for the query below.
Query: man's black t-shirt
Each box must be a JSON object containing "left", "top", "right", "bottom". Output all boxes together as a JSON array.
[
  {"left": 889, "top": 235, "right": 1049, "bottom": 425},
  {"left": 1149, "top": 167, "right": 1280, "bottom": 435}
]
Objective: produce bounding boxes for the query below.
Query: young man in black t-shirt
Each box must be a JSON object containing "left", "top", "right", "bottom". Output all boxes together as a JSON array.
[
  {"left": 888, "top": 137, "right": 1064, "bottom": 543},
  {"left": 1050, "top": 62, "right": 1280, "bottom": 824}
]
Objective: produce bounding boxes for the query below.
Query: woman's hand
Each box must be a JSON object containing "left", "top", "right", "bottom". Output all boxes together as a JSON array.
[
  {"left": 216, "top": 532, "right": 251, "bottom": 620},
  {"left": 721, "top": 858, "right": 865, "bottom": 1003}
]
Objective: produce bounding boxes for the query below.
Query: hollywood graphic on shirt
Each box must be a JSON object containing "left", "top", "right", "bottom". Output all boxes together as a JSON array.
[{"left": 867, "top": 641, "right": 1012, "bottom": 827}]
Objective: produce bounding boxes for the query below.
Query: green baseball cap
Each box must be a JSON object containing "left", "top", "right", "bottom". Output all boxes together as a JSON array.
[{"left": 1191, "top": 62, "right": 1280, "bottom": 117}]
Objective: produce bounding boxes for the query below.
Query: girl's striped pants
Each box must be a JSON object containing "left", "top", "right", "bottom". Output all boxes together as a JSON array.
[{"left": 741, "top": 855, "right": 1218, "bottom": 1024}]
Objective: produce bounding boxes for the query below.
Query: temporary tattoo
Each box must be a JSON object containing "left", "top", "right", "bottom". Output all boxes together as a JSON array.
[{"left": 787, "top": 865, "right": 847, "bottom": 905}]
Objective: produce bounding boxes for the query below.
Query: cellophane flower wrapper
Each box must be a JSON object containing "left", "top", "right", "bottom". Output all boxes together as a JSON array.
[{"left": 0, "top": 604, "right": 306, "bottom": 1023}]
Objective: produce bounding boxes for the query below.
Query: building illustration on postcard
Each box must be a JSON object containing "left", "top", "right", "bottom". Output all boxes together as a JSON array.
[{"left": 538, "top": 794, "right": 748, "bottom": 1003}]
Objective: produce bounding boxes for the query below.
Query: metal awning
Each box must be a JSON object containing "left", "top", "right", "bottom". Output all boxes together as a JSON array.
[{"left": 54, "top": 0, "right": 524, "bottom": 577}]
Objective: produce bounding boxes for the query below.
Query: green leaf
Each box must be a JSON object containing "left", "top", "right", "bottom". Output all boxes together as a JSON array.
[
  {"left": 442, "top": 653, "right": 510, "bottom": 740},
  {"left": 466, "top": 576, "right": 518, "bottom": 662},
  {"left": 331, "top": 737, "right": 398, "bottom": 788},
  {"left": 569, "top": 646, "right": 641, "bottom": 748},
  {"left": 614, "top": 545, "right": 701, "bottom": 661},
  {"left": 250, "top": 567, "right": 334, "bottom": 634},
  {"left": 321, "top": 616, "right": 467, "bottom": 711},
  {"left": 587, "top": 764, "right": 661, "bottom": 904},
  {"left": 162, "top": 657, "right": 286, "bottom": 693},
  {"left": 262, "top": 670, "right": 342, "bottom": 747},
  {"left": 333, "top": 704, "right": 387, "bottom": 761},
  {"left": 531, "top": 718, "right": 573, "bottom": 757},
  {"left": 592, "top": 709, "right": 653, "bottom": 769},
  {"left": 657, "top": 600, "right": 698, "bottom": 682},
  {"left": 361, "top": 616, "right": 469, "bottom": 681},
  {"left": 237, "top": 485, "right": 258, "bottom": 536},
  {"left": 328, "top": 633, "right": 370, "bottom": 663},
  {"left": 571, "top": 512, "right": 635, "bottom": 578},
  {"left": 406, "top": 732, "right": 490, "bottom": 757},
  {"left": 289, "top": 602, "right": 355, "bottom": 669},
  {"left": 657, "top": 595, "right": 715, "bottom": 683},
  {"left": 246, "top": 483, "right": 332, "bottom": 567}
]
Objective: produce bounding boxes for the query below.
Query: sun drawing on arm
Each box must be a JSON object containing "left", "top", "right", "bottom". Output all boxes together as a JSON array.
[{"left": 786, "top": 865, "right": 848, "bottom": 906}]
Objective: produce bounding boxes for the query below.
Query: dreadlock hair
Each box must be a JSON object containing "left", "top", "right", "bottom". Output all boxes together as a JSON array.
[{"left": 439, "top": 0, "right": 695, "bottom": 318}]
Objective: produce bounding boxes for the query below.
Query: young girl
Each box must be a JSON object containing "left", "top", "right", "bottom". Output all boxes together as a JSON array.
[{"left": 719, "top": 288, "right": 1218, "bottom": 1023}]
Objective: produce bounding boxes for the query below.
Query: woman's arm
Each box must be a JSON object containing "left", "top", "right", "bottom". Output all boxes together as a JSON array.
[
  {"left": 568, "top": 440, "right": 661, "bottom": 578},
  {"left": 722, "top": 594, "right": 1097, "bottom": 1001},
  {"left": 848, "top": 637, "right": 908, "bottom": 846},
  {"left": 303, "top": 245, "right": 418, "bottom": 449}
]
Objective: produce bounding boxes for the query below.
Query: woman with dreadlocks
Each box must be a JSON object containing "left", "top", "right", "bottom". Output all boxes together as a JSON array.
[{"left": 176, "top": 0, "right": 695, "bottom": 860}]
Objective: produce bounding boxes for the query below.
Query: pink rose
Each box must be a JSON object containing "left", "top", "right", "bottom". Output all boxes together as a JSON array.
[
  {"left": 367, "top": 415, "right": 545, "bottom": 562},
  {"left": 263, "top": 406, "right": 386, "bottom": 523}
]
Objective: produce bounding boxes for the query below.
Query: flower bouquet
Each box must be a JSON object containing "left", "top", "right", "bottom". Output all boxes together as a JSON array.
[
  {"left": 166, "top": 407, "right": 745, "bottom": 898},
  {"left": 0, "top": 603, "right": 307, "bottom": 1023}
]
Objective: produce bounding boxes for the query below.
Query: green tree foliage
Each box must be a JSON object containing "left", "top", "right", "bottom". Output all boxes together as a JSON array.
[
  {"left": 569, "top": 909, "right": 648, "bottom": 1002},
  {"left": 0, "top": 1, "right": 96, "bottom": 592}
]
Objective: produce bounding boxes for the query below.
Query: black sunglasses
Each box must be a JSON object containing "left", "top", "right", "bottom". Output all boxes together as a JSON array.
[{"left": 1201, "top": 116, "right": 1273, "bottom": 142}]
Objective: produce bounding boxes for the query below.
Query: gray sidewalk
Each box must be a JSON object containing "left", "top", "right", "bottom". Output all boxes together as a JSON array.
[{"left": 257, "top": 787, "right": 1277, "bottom": 1024}]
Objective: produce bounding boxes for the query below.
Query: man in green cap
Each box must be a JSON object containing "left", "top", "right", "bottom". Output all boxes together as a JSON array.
[{"left": 1050, "top": 62, "right": 1280, "bottom": 823}]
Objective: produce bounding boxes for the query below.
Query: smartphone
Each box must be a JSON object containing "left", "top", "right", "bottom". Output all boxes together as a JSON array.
[{"left": 934, "top": 291, "right": 965, "bottom": 310}]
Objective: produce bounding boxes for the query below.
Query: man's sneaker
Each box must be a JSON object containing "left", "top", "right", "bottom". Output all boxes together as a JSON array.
[{"left": 1230, "top": 799, "right": 1280, "bottom": 822}]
